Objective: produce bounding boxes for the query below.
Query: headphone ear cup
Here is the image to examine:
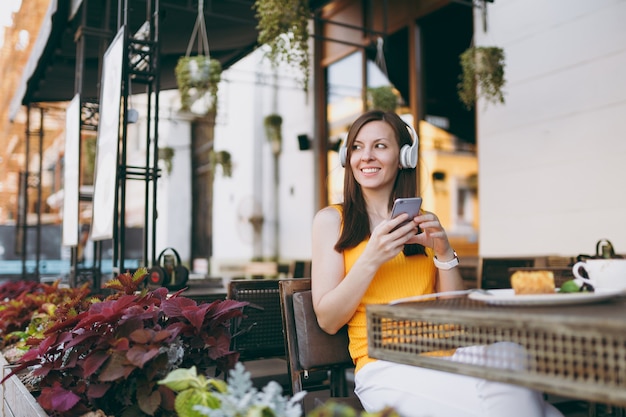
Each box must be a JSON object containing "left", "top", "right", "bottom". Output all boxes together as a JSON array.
[
  {"left": 400, "top": 143, "right": 418, "bottom": 169},
  {"left": 146, "top": 266, "right": 165, "bottom": 289},
  {"left": 167, "top": 265, "right": 189, "bottom": 291},
  {"left": 400, "top": 124, "right": 419, "bottom": 169},
  {"left": 339, "top": 141, "right": 347, "bottom": 167}
]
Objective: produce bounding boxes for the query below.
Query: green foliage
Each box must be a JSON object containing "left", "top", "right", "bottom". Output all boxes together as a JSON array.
[
  {"left": 307, "top": 402, "right": 358, "bottom": 417},
  {"left": 175, "top": 56, "right": 222, "bottom": 112},
  {"left": 307, "top": 402, "right": 401, "bottom": 417},
  {"left": 254, "top": 0, "right": 310, "bottom": 93},
  {"left": 160, "top": 362, "right": 306, "bottom": 417},
  {"left": 83, "top": 136, "right": 97, "bottom": 185},
  {"left": 161, "top": 363, "right": 404, "bottom": 417},
  {"left": 367, "top": 86, "right": 398, "bottom": 113},
  {"left": 159, "top": 367, "right": 225, "bottom": 417},
  {"left": 457, "top": 46, "right": 506, "bottom": 110},
  {"left": 209, "top": 150, "right": 233, "bottom": 178},
  {"left": 263, "top": 114, "right": 283, "bottom": 154},
  {"left": 158, "top": 147, "right": 175, "bottom": 175}
]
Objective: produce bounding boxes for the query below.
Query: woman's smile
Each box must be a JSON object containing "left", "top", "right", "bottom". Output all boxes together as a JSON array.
[{"left": 351, "top": 121, "right": 400, "bottom": 189}]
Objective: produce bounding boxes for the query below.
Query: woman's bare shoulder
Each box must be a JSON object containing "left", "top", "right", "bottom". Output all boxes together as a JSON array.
[{"left": 313, "top": 205, "right": 342, "bottom": 225}]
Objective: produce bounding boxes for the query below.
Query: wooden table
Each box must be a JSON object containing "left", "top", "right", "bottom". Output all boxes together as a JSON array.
[{"left": 366, "top": 295, "right": 626, "bottom": 407}]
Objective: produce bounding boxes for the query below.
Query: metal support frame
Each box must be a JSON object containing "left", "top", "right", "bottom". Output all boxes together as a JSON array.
[
  {"left": 66, "top": 0, "right": 161, "bottom": 289},
  {"left": 113, "top": 0, "right": 161, "bottom": 275},
  {"left": 17, "top": 106, "right": 44, "bottom": 281},
  {"left": 68, "top": 0, "right": 113, "bottom": 289}
]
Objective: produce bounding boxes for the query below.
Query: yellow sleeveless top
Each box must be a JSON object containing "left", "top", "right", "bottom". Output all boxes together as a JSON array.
[{"left": 331, "top": 205, "right": 437, "bottom": 373}]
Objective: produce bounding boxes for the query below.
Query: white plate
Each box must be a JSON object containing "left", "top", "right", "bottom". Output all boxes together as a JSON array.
[{"left": 468, "top": 288, "right": 626, "bottom": 306}]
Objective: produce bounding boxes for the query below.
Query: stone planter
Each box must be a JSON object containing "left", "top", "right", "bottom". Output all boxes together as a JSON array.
[{"left": 0, "top": 354, "right": 47, "bottom": 417}]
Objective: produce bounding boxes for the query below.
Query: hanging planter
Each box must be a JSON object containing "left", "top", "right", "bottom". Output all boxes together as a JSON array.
[
  {"left": 264, "top": 114, "right": 283, "bottom": 155},
  {"left": 175, "top": 56, "right": 222, "bottom": 112},
  {"left": 175, "top": 0, "right": 222, "bottom": 113},
  {"left": 209, "top": 149, "right": 233, "bottom": 177},
  {"left": 254, "top": 0, "right": 310, "bottom": 93},
  {"left": 457, "top": 46, "right": 506, "bottom": 109},
  {"left": 158, "top": 146, "right": 175, "bottom": 174},
  {"left": 367, "top": 86, "right": 398, "bottom": 112}
]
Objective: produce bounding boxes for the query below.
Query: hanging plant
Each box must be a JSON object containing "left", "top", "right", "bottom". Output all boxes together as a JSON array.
[
  {"left": 158, "top": 146, "right": 175, "bottom": 174},
  {"left": 457, "top": 46, "right": 506, "bottom": 109},
  {"left": 82, "top": 136, "right": 97, "bottom": 185},
  {"left": 209, "top": 150, "right": 233, "bottom": 177},
  {"left": 263, "top": 114, "right": 283, "bottom": 155},
  {"left": 175, "top": 56, "right": 222, "bottom": 112},
  {"left": 254, "top": 0, "right": 310, "bottom": 93},
  {"left": 175, "top": 0, "right": 222, "bottom": 113},
  {"left": 367, "top": 86, "right": 398, "bottom": 112}
]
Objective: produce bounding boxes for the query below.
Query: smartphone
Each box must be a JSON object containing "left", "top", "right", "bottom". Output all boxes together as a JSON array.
[{"left": 390, "top": 197, "right": 423, "bottom": 231}]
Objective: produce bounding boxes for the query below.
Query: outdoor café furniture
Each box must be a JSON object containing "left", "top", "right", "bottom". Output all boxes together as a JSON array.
[{"left": 366, "top": 294, "right": 626, "bottom": 408}]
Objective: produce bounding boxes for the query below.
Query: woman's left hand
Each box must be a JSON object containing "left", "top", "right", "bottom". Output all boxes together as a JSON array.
[{"left": 407, "top": 212, "right": 453, "bottom": 257}]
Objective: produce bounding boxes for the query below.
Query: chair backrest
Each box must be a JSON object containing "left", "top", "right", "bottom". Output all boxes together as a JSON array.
[
  {"left": 480, "top": 257, "right": 535, "bottom": 289},
  {"left": 228, "top": 279, "right": 284, "bottom": 360},
  {"left": 289, "top": 260, "right": 312, "bottom": 278},
  {"left": 279, "top": 278, "right": 354, "bottom": 397}
]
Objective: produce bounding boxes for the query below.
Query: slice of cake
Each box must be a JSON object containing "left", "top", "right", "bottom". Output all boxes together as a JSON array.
[{"left": 510, "top": 270, "right": 555, "bottom": 295}]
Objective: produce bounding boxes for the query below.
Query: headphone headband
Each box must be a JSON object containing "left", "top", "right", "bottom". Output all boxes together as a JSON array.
[
  {"left": 340, "top": 122, "right": 418, "bottom": 169},
  {"left": 157, "top": 247, "right": 182, "bottom": 265}
]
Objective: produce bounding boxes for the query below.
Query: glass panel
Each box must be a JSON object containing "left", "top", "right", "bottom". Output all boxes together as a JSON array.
[{"left": 325, "top": 49, "right": 410, "bottom": 205}]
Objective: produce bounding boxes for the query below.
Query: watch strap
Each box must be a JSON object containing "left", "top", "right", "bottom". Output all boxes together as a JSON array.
[{"left": 434, "top": 251, "right": 459, "bottom": 270}]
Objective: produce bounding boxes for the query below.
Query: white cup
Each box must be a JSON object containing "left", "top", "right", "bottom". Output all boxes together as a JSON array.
[{"left": 572, "top": 259, "right": 626, "bottom": 290}]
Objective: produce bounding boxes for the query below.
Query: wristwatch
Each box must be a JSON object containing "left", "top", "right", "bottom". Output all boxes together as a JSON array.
[{"left": 434, "top": 251, "right": 459, "bottom": 270}]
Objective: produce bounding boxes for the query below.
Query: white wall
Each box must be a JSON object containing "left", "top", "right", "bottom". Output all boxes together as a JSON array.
[
  {"left": 212, "top": 49, "right": 315, "bottom": 267},
  {"left": 126, "top": 91, "right": 193, "bottom": 265},
  {"left": 477, "top": 0, "right": 626, "bottom": 257}
]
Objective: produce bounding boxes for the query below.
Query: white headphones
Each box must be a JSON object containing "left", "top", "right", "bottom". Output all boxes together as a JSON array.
[{"left": 339, "top": 123, "right": 419, "bottom": 169}]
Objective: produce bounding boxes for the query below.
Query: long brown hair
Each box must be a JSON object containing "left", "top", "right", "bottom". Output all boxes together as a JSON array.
[{"left": 334, "top": 110, "right": 423, "bottom": 255}]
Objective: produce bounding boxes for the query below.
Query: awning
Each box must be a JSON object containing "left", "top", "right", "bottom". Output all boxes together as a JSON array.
[
  {"left": 9, "top": 0, "right": 63, "bottom": 120},
  {"left": 9, "top": 0, "right": 262, "bottom": 120}
]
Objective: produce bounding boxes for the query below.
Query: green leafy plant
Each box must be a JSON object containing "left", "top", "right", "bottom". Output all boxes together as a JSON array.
[
  {"left": 160, "top": 362, "right": 402, "bottom": 417},
  {"left": 457, "top": 46, "right": 506, "bottom": 109},
  {"left": 254, "top": 0, "right": 310, "bottom": 93},
  {"left": 158, "top": 146, "right": 175, "bottom": 175},
  {"left": 264, "top": 114, "right": 283, "bottom": 154},
  {"left": 2, "top": 269, "right": 248, "bottom": 417},
  {"left": 175, "top": 56, "right": 222, "bottom": 112},
  {"left": 160, "top": 362, "right": 307, "bottom": 417},
  {"left": 158, "top": 366, "right": 226, "bottom": 417},
  {"left": 367, "top": 86, "right": 398, "bottom": 113},
  {"left": 209, "top": 150, "right": 233, "bottom": 178}
]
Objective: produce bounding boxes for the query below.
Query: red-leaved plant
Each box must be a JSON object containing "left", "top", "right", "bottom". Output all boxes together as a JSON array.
[
  {"left": 0, "top": 280, "right": 95, "bottom": 349},
  {"left": 2, "top": 269, "right": 247, "bottom": 417}
]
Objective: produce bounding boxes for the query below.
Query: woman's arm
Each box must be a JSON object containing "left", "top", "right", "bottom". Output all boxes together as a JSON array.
[{"left": 311, "top": 206, "right": 418, "bottom": 334}]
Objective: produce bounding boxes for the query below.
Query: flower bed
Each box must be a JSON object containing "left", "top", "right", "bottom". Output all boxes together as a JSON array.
[{"left": 0, "top": 271, "right": 247, "bottom": 416}]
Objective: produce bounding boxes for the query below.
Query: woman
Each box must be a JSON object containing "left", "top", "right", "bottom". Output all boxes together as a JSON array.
[{"left": 311, "top": 110, "right": 563, "bottom": 417}]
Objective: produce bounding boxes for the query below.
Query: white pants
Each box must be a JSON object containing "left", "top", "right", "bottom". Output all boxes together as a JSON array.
[{"left": 354, "top": 343, "right": 565, "bottom": 417}]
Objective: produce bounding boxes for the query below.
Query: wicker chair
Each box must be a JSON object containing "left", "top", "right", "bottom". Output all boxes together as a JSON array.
[{"left": 228, "top": 278, "right": 326, "bottom": 392}]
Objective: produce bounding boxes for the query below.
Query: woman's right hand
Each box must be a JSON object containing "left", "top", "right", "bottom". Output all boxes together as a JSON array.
[{"left": 363, "top": 213, "right": 418, "bottom": 266}]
